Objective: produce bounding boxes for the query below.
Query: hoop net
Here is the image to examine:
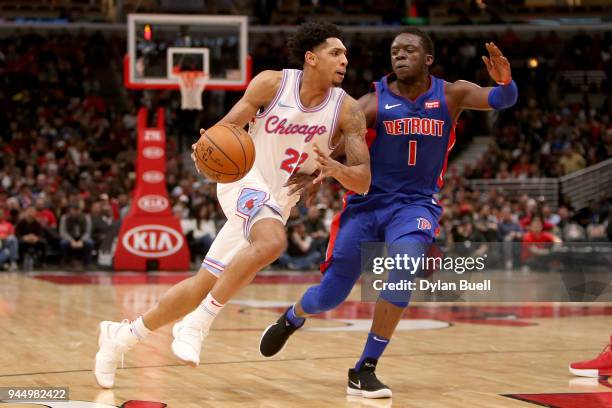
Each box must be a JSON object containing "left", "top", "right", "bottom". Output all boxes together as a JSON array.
[{"left": 177, "top": 71, "right": 209, "bottom": 110}]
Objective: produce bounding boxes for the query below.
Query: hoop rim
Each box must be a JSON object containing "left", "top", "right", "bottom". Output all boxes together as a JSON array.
[
  {"left": 177, "top": 70, "right": 209, "bottom": 91},
  {"left": 175, "top": 69, "right": 209, "bottom": 78}
]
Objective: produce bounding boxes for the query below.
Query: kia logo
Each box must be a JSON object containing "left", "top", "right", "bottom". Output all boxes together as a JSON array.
[
  {"left": 122, "top": 225, "right": 184, "bottom": 257},
  {"left": 142, "top": 171, "right": 164, "bottom": 183},
  {"left": 142, "top": 146, "right": 164, "bottom": 159},
  {"left": 144, "top": 130, "right": 162, "bottom": 141},
  {"left": 137, "top": 195, "right": 169, "bottom": 213}
]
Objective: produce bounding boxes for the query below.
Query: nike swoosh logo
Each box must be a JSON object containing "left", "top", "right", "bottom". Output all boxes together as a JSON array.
[
  {"left": 372, "top": 336, "right": 388, "bottom": 343},
  {"left": 350, "top": 380, "right": 361, "bottom": 388},
  {"left": 210, "top": 300, "right": 223, "bottom": 307},
  {"left": 385, "top": 103, "right": 401, "bottom": 109},
  {"left": 278, "top": 101, "right": 295, "bottom": 109}
]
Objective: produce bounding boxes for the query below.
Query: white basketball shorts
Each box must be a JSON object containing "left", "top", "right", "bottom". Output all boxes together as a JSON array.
[{"left": 200, "top": 178, "right": 291, "bottom": 277}]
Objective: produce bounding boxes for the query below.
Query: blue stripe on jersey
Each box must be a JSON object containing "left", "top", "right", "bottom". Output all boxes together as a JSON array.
[{"left": 368, "top": 74, "right": 455, "bottom": 197}]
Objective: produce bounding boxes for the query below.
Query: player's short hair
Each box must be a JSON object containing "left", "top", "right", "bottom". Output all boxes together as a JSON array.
[
  {"left": 288, "top": 21, "right": 343, "bottom": 65},
  {"left": 396, "top": 28, "right": 434, "bottom": 57}
]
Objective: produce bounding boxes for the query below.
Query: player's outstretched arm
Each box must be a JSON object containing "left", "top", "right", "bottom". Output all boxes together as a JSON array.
[
  {"left": 446, "top": 42, "right": 517, "bottom": 118},
  {"left": 312, "top": 96, "right": 371, "bottom": 194}
]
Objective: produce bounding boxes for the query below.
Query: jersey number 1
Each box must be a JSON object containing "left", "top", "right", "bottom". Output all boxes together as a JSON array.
[
  {"left": 408, "top": 140, "right": 417, "bottom": 166},
  {"left": 281, "top": 148, "right": 309, "bottom": 173}
]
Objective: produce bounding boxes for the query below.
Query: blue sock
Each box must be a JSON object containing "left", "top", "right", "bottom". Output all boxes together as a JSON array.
[
  {"left": 355, "top": 332, "right": 390, "bottom": 370},
  {"left": 286, "top": 304, "right": 305, "bottom": 327}
]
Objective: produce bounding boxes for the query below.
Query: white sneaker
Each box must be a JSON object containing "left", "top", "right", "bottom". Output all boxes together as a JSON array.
[
  {"left": 171, "top": 320, "right": 207, "bottom": 367},
  {"left": 94, "top": 320, "right": 132, "bottom": 389}
]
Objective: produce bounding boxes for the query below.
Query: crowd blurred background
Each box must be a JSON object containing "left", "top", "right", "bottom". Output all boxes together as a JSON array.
[{"left": 0, "top": 1, "right": 611, "bottom": 271}]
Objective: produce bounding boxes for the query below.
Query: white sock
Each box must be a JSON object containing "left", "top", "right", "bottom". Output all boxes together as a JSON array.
[
  {"left": 131, "top": 316, "right": 151, "bottom": 340},
  {"left": 114, "top": 316, "right": 150, "bottom": 347},
  {"left": 185, "top": 293, "right": 225, "bottom": 332}
]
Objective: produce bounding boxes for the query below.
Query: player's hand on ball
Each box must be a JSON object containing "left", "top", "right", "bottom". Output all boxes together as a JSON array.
[
  {"left": 312, "top": 144, "right": 343, "bottom": 185},
  {"left": 191, "top": 128, "right": 209, "bottom": 176},
  {"left": 482, "top": 42, "right": 512, "bottom": 84},
  {"left": 284, "top": 173, "right": 319, "bottom": 207},
  {"left": 190, "top": 142, "right": 202, "bottom": 175}
]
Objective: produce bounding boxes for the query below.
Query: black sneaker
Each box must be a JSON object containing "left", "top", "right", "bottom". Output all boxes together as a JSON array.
[
  {"left": 347, "top": 358, "right": 392, "bottom": 399},
  {"left": 259, "top": 308, "right": 304, "bottom": 357}
]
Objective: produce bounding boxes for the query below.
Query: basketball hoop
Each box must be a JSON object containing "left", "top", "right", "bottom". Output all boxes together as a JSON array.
[{"left": 177, "top": 71, "right": 209, "bottom": 111}]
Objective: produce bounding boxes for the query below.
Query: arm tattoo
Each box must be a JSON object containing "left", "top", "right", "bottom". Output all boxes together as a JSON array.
[{"left": 344, "top": 102, "right": 368, "bottom": 166}]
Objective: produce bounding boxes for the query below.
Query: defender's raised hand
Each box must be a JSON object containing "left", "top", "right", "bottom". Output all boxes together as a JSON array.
[{"left": 482, "top": 42, "right": 512, "bottom": 85}]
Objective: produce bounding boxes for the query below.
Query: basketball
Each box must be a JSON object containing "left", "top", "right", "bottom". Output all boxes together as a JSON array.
[{"left": 193, "top": 123, "right": 255, "bottom": 183}]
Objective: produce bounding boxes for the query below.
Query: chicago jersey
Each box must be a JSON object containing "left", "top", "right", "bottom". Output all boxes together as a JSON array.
[{"left": 245, "top": 69, "right": 346, "bottom": 213}]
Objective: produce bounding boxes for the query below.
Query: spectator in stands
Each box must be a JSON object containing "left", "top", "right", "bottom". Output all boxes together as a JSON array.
[
  {"left": 304, "top": 206, "right": 328, "bottom": 259},
  {"left": 557, "top": 206, "right": 571, "bottom": 230},
  {"left": 475, "top": 204, "right": 499, "bottom": 241},
  {"left": 90, "top": 201, "right": 114, "bottom": 251},
  {"left": 15, "top": 206, "right": 46, "bottom": 268},
  {"left": 521, "top": 216, "right": 562, "bottom": 271},
  {"left": 512, "top": 154, "right": 535, "bottom": 178},
  {"left": 34, "top": 197, "right": 57, "bottom": 228},
  {"left": 59, "top": 203, "right": 94, "bottom": 268},
  {"left": 5, "top": 197, "right": 21, "bottom": 225},
  {"left": 562, "top": 221, "right": 587, "bottom": 242},
  {"left": 0, "top": 208, "right": 19, "bottom": 271},
  {"left": 450, "top": 216, "right": 488, "bottom": 258},
  {"left": 497, "top": 206, "right": 523, "bottom": 269},
  {"left": 541, "top": 204, "right": 560, "bottom": 228},
  {"left": 181, "top": 203, "right": 217, "bottom": 265},
  {"left": 559, "top": 145, "right": 587, "bottom": 175},
  {"left": 278, "top": 221, "right": 321, "bottom": 271},
  {"left": 117, "top": 194, "right": 131, "bottom": 219}
]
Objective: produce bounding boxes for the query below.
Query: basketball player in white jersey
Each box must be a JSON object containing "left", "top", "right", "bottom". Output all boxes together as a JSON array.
[{"left": 94, "top": 21, "right": 371, "bottom": 388}]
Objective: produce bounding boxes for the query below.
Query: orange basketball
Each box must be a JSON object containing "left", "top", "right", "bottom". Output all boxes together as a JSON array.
[{"left": 194, "top": 123, "right": 255, "bottom": 183}]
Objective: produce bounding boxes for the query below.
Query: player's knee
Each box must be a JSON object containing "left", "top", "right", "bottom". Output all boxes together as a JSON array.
[
  {"left": 252, "top": 234, "right": 287, "bottom": 265},
  {"left": 302, "top": 276, "right": 353, "bottom": 314},
  {"left": 316, "top": 290, "right": 346, "bottom": 311}
]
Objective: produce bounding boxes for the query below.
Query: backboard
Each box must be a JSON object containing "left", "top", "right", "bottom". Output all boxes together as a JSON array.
[{"left": 125, "top": 14, "right": 250, "bottom": 91}]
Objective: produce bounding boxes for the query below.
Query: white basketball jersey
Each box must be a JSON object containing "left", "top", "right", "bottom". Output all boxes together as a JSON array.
[{"left": 244, "top": 69, "right": 346, "bottom": 212}]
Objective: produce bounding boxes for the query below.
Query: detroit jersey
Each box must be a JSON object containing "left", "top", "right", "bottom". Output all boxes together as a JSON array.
[
  {"left": 244, "top": 69, "right": 346, "bottom": 213},
  {"left": 368, "top": 74, "right": 455, "bottom": 198}
]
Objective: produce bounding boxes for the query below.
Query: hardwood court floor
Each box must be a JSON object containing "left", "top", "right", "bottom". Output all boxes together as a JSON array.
[{"left": 1, "top": 271, "right": 612, "bottom": 407}]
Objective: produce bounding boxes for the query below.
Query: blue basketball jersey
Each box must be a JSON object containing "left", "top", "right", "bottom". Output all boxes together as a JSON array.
[{"left": 367, "top": 74, "right": 456, "bottom": 198}]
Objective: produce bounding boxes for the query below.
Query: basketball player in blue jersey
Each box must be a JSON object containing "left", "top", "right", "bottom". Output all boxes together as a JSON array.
[{"left": 260, "top": 28, "right": 517, "bottom": 399}]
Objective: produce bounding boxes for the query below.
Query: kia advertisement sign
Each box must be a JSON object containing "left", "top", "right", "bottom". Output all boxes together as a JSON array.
[
  {"left": 143, "top": 146, "right": 165, "bottom": 159},
  {"left": 115, "top": 108, "right": 189, "bottom": 271},
  {"left": 122, "top": 225, "right": 184, "bottom": 257},
  {"left": 137, "top": 195, "right": 169, "bottom": 213},
  {"left": 142, "top": 170, "right": 164, "bottom": 184}
]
